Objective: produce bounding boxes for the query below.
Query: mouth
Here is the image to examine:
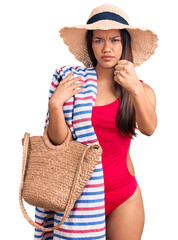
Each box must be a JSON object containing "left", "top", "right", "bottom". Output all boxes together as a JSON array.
[{"left": 101, "top": 56, "right": 114, "bottom": 61}]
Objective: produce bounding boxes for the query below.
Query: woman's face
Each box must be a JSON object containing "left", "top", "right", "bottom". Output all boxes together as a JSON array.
[{"left": 92, "top": 29, "right": 123, "bottom": 69}]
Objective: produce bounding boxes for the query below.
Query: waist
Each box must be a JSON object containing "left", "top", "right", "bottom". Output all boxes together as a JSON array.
[{"left": 101, "top": 150, "right": 128, "bottom": 167}]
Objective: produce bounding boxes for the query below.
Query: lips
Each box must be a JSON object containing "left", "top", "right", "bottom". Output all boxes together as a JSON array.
[{"left": 101, "top": 56, "right": 114, "bottom": 60}]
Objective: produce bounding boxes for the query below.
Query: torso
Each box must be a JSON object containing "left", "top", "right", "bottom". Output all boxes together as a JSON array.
[
  {"left": 94, "top": 84, "right": 135, "bottom": 177},
  {"left": 94, "top": 80, "right": 119, "bottom": 107}
]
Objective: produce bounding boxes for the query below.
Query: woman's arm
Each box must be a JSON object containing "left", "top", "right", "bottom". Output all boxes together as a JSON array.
[
  {"left": 130, "top": 82, "right": 157, "bottom": 136},
  {"left": 47, "top": 100, "right": 69, "bottom": 145},
  {"left": 114, "top": 60, "right": 157, "bottom": 136},
  {"left": 46, "top": 70, "right": 84, "bottom": 145}
]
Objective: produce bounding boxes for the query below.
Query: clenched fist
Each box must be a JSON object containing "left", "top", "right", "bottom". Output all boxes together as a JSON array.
[{"left": 114, "top": 60, "right": 142, "bottom": 94}]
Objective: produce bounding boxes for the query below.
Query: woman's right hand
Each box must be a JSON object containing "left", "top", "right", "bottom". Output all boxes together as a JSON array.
[{"left": 49, "top": 71, "right": 85, "bottom": 107}]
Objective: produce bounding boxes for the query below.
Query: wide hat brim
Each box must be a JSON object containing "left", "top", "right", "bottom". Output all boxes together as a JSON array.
[{"left": 59, "top": 20, "right": 158, "bottom": 67}]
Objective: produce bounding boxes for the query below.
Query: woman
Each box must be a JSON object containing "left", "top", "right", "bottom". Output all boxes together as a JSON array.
[{"left": 34, "top": 4, "right": 158, "bottom": 240}]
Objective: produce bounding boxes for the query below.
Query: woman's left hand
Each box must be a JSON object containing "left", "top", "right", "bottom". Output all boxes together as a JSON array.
[{"left": 114, "top": 60, "right": 141, "bottom": 94}]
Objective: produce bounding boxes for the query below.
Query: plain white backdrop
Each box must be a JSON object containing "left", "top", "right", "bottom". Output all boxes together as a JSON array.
[{"left": 0, "top": 0, "right": 177, "bottom": 239}]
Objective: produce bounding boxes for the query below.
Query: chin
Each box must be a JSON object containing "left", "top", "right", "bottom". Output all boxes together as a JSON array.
[
  {"left": 97, "top": 58, "right": 120, "bottom": 69},
  {"left": 100, "top": 62, "right": 117, "bottom": 69}
]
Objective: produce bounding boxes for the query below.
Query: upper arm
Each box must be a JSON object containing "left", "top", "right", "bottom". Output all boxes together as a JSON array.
[{"left": 142, "top": 82, "right": 157, "bottom": 110}]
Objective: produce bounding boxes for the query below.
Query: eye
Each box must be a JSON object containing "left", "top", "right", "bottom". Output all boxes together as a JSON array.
[
  {"left": 95, "top": 39, "right": 103, "bottom": 43},
  {"left": 112, "top": 39, "right": 120, "bottom": 42}
]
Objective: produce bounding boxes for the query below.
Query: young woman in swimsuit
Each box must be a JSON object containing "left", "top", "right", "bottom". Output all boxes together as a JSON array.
[{"left": 36, "top": 4, "right": 158, "bottom": 240}]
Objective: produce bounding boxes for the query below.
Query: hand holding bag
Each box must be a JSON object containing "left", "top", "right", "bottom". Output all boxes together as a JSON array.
[{"left": 19, "top": 125, "right": 103, "bottom": 232}]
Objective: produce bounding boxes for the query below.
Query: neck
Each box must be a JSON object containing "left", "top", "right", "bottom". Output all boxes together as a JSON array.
[{"left": 95, "top": 64, "right": 115, "bottom": 86}]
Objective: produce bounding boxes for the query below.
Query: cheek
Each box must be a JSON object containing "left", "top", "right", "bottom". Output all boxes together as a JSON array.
[
  {"left": 115, "top": 44, "right": 123, "bottom": 59},
  {"left": 92, "top": 44, "right": 100, "bottom": 59},
  {"left": 91, "top": 44, "right": 95, "bottom": 54}
]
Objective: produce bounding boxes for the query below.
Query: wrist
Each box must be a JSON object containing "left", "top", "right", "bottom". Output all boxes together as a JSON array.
[
  {"left": 130, "top": 81, "right": 143, "bottom": 97},
  {"left": 49, "top": 99, "right": 63, "bottom": 110}
]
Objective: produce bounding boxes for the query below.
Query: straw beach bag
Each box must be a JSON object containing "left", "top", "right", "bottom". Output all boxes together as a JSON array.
[{"left": 19, "top": 125, "right": 103, "bottom": 232}]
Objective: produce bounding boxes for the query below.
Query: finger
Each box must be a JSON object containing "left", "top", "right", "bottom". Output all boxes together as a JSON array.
[
  {"left": 70, "top": 76, "right": 83, "bottom": 83},
  {"left": 115, "top": 64, "right": 126, "bottom": 71},
  {"left": 66, "top": 77, "right": 84, "bottom": 88},
  {"left": 115, "top": 60, "right": 129, "bottom": 69},
  {"left": 114, "top": 70, "right": 126, "bottom": 83},
  {"left": 62, "top": 71, "right": 74, "bottom": 82},
  {"left": 114, "top": 75, "right": 118, "bottom": 83},
  {"left": 64, "top": 76, "right": 82, "bottom": 85},
  {"left": 114, "top": 70, "right": 119, "bottom": 76},
  {"left": 70, "top": 82, "right": 85, "bottom": 88},
  {"left": 114, "top": 75, "right": 122, "bottom": 84},
  {"left": 118, "top": 59, "right": 129, "bottom": 65},
  {"left": 74, "top": 87, "right": 85, "bottom": 94},
  {"left": 114, "top": 70, "right": 123, "bottom": 77}
]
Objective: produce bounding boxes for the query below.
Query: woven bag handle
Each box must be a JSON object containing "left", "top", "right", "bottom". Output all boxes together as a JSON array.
[{"left": 19, "top": 131, "right": 94, "bottom": 232}]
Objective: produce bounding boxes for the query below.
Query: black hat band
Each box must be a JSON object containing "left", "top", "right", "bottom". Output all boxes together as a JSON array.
[{"left": 87, "top": 11, "right": 129, "bottom": 25}]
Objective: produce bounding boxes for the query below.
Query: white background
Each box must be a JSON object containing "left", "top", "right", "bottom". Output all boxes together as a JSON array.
[{"left": 0, "top": 0, "right": 177, "bottom": 239}]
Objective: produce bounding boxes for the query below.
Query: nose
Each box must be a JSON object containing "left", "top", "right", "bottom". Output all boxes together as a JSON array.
[{"left": 102, "top": 40, "right": 111, "bottom": 53}]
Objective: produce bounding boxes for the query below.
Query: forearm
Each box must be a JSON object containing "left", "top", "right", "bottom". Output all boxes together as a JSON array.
[
  {"left": 47, "top": 101, "right": 69, "bottom": 145},
  {"left": 130, "top": 84, "right": 157, "bottom": 136}
]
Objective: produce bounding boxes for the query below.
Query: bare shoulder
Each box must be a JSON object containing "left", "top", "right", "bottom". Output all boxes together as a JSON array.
[{"left": 141, "top": 82, "right": 157, "bottom": 110}]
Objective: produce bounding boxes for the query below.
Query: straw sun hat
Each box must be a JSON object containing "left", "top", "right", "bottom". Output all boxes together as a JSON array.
[{"left": 59, "top": 4, "right": 158, "bottom": 67}]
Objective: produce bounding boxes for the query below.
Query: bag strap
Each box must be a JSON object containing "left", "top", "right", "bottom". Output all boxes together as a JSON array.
[{"left": 19, "top": 132, "right": 94, "bottom": 232}]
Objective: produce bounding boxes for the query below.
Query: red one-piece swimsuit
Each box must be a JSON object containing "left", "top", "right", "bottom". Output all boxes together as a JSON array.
[{"left": 91, "top": 98, "right": 138, "bottom": 217}]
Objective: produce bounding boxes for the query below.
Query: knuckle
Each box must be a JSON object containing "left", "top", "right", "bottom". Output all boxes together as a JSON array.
[
  {"left": 128, "top": 61, "right": 133, "bottom": 69},
  {"left": 114, "top": 76, "right": 118, "bottom": 82},
  {"left": 125, "top": 65, "right": 130, "bottom": 73},
  {"left": 115, "top": 65, "right": 119, "bottom": 70}
]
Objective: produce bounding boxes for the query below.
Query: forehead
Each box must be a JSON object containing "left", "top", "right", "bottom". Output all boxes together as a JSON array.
[{"left": 92, "top": 29, "right": 121, "bottom": 37}]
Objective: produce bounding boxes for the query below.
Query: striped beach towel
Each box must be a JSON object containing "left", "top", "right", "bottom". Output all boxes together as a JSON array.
[{"left": 34, "top": 65, "right": 106, "bottom": 239}]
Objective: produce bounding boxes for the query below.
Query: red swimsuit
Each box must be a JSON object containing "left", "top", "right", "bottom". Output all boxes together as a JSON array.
[{"left": 91, "top": 98, "right": 138, "bottom": 217}]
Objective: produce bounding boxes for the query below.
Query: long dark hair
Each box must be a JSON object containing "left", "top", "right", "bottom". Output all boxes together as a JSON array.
[{"left": 86, "top": 29, "right": 138, "bottom": 139}]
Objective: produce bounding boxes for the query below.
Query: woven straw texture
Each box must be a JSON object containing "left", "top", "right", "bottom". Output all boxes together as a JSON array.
[
  {"left": 19, "top": 124, "right": 103, "bottom": 231},
  {"left": 59, "top": 4, "right": 158, "bottom": 67}
]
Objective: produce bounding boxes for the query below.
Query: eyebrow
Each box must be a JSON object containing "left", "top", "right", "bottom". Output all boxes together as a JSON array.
[
  {"left": 112, "top": 36, "right": 121, "bottom": 38},
  {"left": 93, "top": 36, "right": 121, "bottom": 39}
]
